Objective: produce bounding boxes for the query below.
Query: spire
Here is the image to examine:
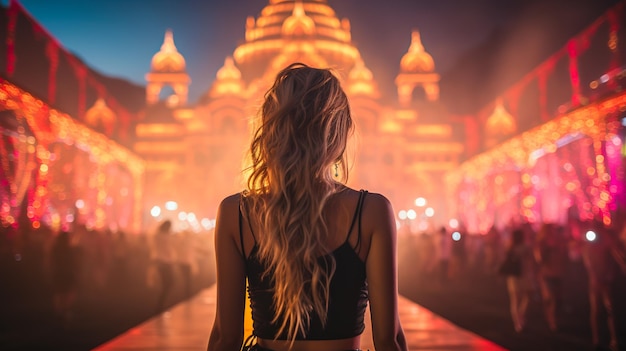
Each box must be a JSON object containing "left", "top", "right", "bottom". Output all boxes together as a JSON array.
[
  {"left": 85, "top": 98, "right": 116, "bottom": 135},
  {"left": 408, "top": 30, "right": 425, "bottom": 54},
  {"left": 210, "top": 56, "right": 244, "bottom": 97},
  {"left": 146, "top": 29, "right": 190, "bottom": 105},
  {"left": 293, "top": 0, "right": 305, "bottom": 17},
  {"left": 399, "top": 29, "right": 435, "bottom": 74},
  {"left": 161, "top": 29, "right": 178, "bottom": 53},
  {"left": 486, "top": 99, "right": 516, "bottom": 136},
  {"left": 347, "top": 57, "right": 379, "bottom": 98},
  {"left": 282, "top": 0, "right": 316, "bottom": 36}
]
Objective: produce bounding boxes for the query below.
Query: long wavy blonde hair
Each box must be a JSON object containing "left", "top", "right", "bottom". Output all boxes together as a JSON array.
[{"left": 244, "top": 63, "right": 353, "bottom": 342}]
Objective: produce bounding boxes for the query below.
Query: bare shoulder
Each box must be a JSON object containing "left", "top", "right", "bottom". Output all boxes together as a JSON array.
[
  {"left": 362, "top": 191, "right": 393, "bottom": 211},
  {"left": 218, "top": 193, "right": 241, "bottom": 212},
  {"left": 360, "top": 191, "right": 395, "bottom": 234},
  {"left": 363, "top": 192, "right": 393, "bottom": 219},
  {"left": 216, "top": 193, "right": 242, "bottom": 232}
]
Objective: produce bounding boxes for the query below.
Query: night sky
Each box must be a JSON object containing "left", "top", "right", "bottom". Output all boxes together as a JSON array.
[{"left": 4, "top": 0, "right": 620, "bottom": 104}]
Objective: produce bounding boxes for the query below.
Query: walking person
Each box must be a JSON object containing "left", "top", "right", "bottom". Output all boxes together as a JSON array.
[
  {"left": 498, "top": 228, "right": 534, "bottom": 332},
  {"left": 151, "top": 219, "right": 176, "bottom": 313},
  {"left": 534, "top": 223, "right": 568, "bottom": 332},
  {"left": 581, "top": 220, "right": 626, "bottom": 351},
  {"left": 207, "top": 63, "right": 408, "bottom": 351}
]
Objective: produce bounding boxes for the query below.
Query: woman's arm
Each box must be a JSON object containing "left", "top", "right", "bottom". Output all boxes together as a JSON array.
[
  {"left": 207, "top": 195, "right": 247, "bottom": 351},
  {"left": 364, "top": 193, "right": 408, "bottom": 351}
]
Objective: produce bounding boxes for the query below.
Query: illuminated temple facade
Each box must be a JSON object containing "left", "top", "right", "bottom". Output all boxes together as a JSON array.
[
  {"left": 135, "top": 0, "right": 464, "bottom": 224},
  {"left": 1, "top": 0, "right": 624, "bottom": 235},
  {"left": 134, "top": 0, "right": 626, "bottom": 233}
]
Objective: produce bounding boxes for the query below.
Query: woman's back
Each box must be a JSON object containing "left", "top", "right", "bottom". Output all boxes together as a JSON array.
[{"left": 241, "top": 188, "right": 370, "bottom": 343}]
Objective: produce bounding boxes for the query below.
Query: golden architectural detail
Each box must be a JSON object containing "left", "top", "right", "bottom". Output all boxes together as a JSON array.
[
  {"left": 346, "top": 57, "right": 379, "bottom": 98},
  {"left": 136, "top": 0, "right": 463, "bottom": 226},
  {"left": 234, "top": 0, "right": 358, "bottom": 70},
  {"left": 400, "top": 30, "right": 435, "bottom": 74},
  {"left": 151, "top": 29, "right": 186, "bottom": 73},
  {"left": 485, "top": 99, "right": 516, "bottom": 148},
  {"left": 145, "top": 30, "right": 191, "bottom": 106},
  {"left": 84, "top": 98, "right": 116, "bottom": 135},
  {"left": 396, "top": 30, "right": 440, "bottom": 105},
  {"left": 210, "top": 57, "right": 245, "bottom": 98},
  {"left": 282, "top": 1, "right": 316, "bottom": 36},
  {"left": 135, "top": 123, "right": 185, "bottom": 138},
  {"left": 413, "top": 125, "right": 453, "bottom": 138}
]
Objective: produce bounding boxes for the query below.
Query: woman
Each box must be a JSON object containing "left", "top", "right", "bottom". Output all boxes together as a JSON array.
[
  {"left": 499, "top": 228, "right": 534, "bottom": 333},
  {"left": 207, "top": 63, "right": 407, "bottom": 351}
]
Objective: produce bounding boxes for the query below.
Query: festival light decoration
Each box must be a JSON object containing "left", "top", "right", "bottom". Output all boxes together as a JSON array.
[
  {"left": 0, "top": 79, "right": 144, "bottom": 233},
  {"left": 446, "top": 91, "right": 626, "bottom": 234}
]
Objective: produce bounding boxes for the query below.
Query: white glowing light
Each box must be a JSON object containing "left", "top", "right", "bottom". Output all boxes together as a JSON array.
[
  {"left": 165, "top": 201, "right": 178, "bottom": 211},
  {"left": 75, "top": 199, "right": 85, "bottom": 209},
  {"left": 407, "top": 209, "right": 417, "bottom": 220},
  {"left": 425, "top": 207, "right": 435, "bottom": 217},
  {"left": 452, "top": 231, "right": 461, "bottom": 241},
  {"left": 599, "top": 74, "right": 609, "bottom": 83},
  {"left": 187, "top": 212, "right": 197, "bottom": 222},
  {"left": 585, "top": 230, "right": 597, "bottom": 242},
  {"left": 150, "top": 206, "right": 161, "bottom": 217},
  {"left": 398, "top": 210, "right": 407, "bottom": 220},
  {"left": 178, "top": 211, "right": 187, "bottom": 221},
  {"left": 415, "top": 197, "right": 427, "bottom": 207},
  {"left": 201, "top": 218, "right": 211, "bottom": 229}
]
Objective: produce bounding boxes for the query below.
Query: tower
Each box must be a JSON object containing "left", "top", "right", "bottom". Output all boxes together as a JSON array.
[
  {"left": 396, "top": 30, "right": 440, "bottom": 107},
  {"left": 145, "top": 30, "right": 191, "bottom": 107}
]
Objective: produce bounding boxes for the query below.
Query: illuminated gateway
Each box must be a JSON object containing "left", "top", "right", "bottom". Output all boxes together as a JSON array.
[{"left": 135, "top": 0, "right": 464, "bottom": 222}]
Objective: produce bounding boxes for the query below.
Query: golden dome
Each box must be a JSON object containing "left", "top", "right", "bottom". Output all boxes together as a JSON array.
[
  {"left": 282, "top": 1, "right": 316, "bottom": 36},
  {"left": 234, "top": 0, "right": 358, "bottom": 68},
  {"left": 210, "top": 57, "right": 245, "bottom": 97},
  {"left": 400, "top": 30, "right": 435, "bottom": 74},
  {"left": 217, "top": 57, "right": 242, "bottom": 80},
  {"left": 347, "top": 57, "right": 379, "bottom": 97},
  {"left": 486, "top": 100, "right": 516, "bottom": 136},
  {"left": 150, "top": 30, "right": 186, "bottom": 73},
  {"left": 85, "top": 98, "right": 116, "bottom": 134}
]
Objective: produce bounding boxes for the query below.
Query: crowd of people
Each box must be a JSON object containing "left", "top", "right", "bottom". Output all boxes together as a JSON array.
[
  {"left": 0, "top": 220, "right": 215, "bottom": 335},
  {"left": 399, "top": 216, "right": 626, "bottom": 351}
]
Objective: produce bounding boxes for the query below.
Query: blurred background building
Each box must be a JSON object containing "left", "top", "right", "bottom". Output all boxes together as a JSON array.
[{"left": 0, "top": 0, "right": 624, "bottom": 236}]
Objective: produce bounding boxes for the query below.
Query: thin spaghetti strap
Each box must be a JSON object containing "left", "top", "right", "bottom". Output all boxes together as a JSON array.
[
  {"left": 240, "top": 194, "right": 258, "bottom": 245},
  {"left": 238, "top": 194, "right": 246, "bottom": 258},
  {"left": 354, "top": 190, "right": 368, "bottom": 253},
  {"left": 345, "top": 190, "right": 365, "bottom": 245}
]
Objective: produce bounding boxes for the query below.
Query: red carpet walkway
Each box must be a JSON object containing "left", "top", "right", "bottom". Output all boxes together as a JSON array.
[{"left": 93, "top": 285, "right": 507, "bottom": 350}]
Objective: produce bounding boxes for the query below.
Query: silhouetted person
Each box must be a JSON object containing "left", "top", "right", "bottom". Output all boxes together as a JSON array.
[
  {"left": 581, "top": 221, "right": 626, "bottom": 351},
  {"left": 534, "top": 223, "right": 568, "bottom": 331},
  {"left": 152, "top": 220, "right": 176, "bottom": 313},
  {"left": 500, "top": 229, "right": 534, "bottom": 332},
  {"left": 485, "top": 224, "right": 502, "bottom": 274},
  {"left": 437, "top": 226, "right": 452, "bottom": 284}
]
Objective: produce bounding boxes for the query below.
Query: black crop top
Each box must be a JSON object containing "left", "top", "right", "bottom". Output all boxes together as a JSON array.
[{"left": 239, "top": 190, "right": 369, "bottom": 340}]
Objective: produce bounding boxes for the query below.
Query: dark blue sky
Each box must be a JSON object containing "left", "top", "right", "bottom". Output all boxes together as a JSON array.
[{"left": 3, "top": 0, "right": 613, "bottom": 104}]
